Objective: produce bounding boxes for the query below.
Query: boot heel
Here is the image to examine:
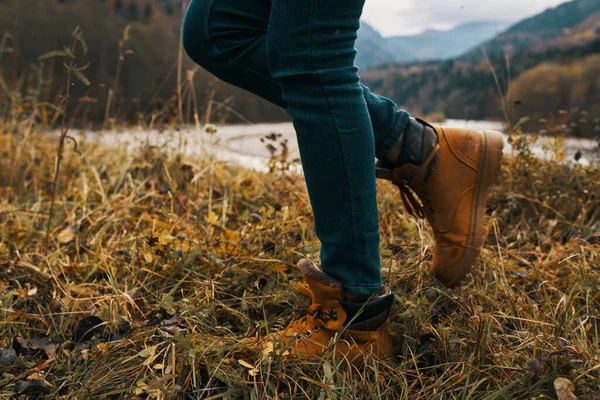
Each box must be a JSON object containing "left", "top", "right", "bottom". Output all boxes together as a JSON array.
[
  {"left": 469, "top": 129, "right": 505, "bottom": 263},
  {"left": 481, "top": 130, "right": 504, "bottom": 189}
]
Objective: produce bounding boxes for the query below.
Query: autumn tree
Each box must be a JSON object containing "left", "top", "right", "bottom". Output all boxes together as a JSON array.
[
  {"left": 143, "top": 2, "right": 153, "bottom": 21},
  {"left": 127, "top": 2, "right": 140, "bottom": 20},
  {"left": 114, "top": 0, "right": 124, "bottom": 13}
]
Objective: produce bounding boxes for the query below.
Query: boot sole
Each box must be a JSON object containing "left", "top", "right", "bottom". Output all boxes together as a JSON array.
[{"left": 443, "top": 130, "right": 504, "bottom": 286}]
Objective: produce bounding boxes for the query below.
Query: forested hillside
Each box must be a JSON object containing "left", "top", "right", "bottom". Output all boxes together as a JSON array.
[
  {"left": 361, "top": 0, "right": 600, "bottom": 136},
  {"left": 0, "top": 0, "right": 288, "bottom": 125},
  {"left": 461, "top": 0, "right": 600, "bottom": 60},
  {"left": 2, "top": 0, "right": 600, "bottom": 136}
]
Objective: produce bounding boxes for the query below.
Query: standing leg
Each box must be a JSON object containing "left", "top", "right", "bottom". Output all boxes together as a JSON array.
[{"left": 265, "top": 0, "right": 380, "bottom": 296}]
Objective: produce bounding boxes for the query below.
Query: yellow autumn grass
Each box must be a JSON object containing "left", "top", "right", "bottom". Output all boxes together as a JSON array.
[{"left": 0, "top": 129, "right": 599, "bottom": 399}]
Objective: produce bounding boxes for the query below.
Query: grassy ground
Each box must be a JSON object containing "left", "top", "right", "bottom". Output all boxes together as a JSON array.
[{"left": 0, "top": 129, "right": 599, "bottom": 399}]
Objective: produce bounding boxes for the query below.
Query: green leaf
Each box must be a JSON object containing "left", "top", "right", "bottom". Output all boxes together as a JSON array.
[
  {"left": 35, "top": 102, "right": 64, "bottom": 116},
  {"left": 62, "top": 45, "right": 75, "bottom": 59},
  {"left": 74, "top": 63, "right": 90, "bottom": 72},
  {"left": 38, "top": 50, "right": 68, "bottom": 60},
  {"left": 74, "top": 30, "right": 88, "bottom": 56},
  {"left": 73, "top": 70, "right": 90, "bottom": 86}
]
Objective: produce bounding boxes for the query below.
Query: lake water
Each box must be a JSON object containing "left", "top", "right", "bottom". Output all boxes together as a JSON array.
[{"left": 74, "top": 120, "right": 598, "bottom": 172}]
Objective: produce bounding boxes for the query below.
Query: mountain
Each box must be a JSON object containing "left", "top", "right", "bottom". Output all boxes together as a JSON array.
[
  {"left": 355, "top": 22, "right": 400, "bottom": 70},
  {"left": 386, "top": 21, "right": 511, "bottom": 61},
  {"left": 359, "top": 1, "right": 600, "bottom": 136},
  {"left": 355, "top": 21, "right": 510, "bottom": 69},
  {"left": 461, "top": 0, "right": 600, "bottom": 59}
]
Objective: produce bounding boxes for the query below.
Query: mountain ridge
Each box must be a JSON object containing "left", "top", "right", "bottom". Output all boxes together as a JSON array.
[{"left": 356, "top": 20, "right": 510, "bottom": 69}]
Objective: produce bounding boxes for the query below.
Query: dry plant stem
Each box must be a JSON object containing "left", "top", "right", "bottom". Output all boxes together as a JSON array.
[
  {"left": 176, "top": 0, "right": 188, "bottom": 128},
  {"left": 187, "top": 67, "right": 204, "bottom": 156},
  {"left": 44, "top": 36, "right": 77, "bottom": 250},
  {"left": 481, "top": 45, "right": 511, "bottom": 129},
  {"left": 110, "top": 48, "right": 123, "bottom": 124},
  {"left": 106, "top": 25, "right": 131, "bottom": 130},
  {"left": 103, "top": 88, "right": 113, "bottom": 131}
]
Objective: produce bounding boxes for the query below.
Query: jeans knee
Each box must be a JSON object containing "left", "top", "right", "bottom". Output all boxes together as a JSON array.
[
  {"left": 266, "top": 37, "right": 307, "bottom": 81},
  {"left": 267, "top": 33, "right": 359, "bottom": 85}
]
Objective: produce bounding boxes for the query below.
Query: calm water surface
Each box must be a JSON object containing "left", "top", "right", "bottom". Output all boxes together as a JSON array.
[{"left": 74, "top": 120, "right": 598, "bottom": 171}]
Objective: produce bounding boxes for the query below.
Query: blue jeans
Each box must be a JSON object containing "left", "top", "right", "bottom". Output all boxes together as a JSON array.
[{"left": 183, "top": 0, "right": 411, "bottom": 296}]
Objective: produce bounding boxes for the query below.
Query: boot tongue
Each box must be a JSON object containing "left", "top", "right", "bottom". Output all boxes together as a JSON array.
[{"left": 297, "top": 259, "right": 343, "bottom": 304}]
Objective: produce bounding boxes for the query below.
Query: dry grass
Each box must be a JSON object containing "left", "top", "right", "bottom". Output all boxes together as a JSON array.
[{"left": 0, "top": 128, "right": 599, "bottom": 399}]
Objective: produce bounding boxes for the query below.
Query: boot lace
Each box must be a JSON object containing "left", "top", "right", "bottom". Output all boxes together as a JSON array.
[
  {"left": 398, "top": 175, "right": 435, "bottom": 221},
  {"left": 289, "top": 303, "right": 338, "bottom": 341}
]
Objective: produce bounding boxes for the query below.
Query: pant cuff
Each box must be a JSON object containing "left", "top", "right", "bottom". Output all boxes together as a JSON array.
[{"left": 376, "top": 110, "right": 411, "bottom": 160}]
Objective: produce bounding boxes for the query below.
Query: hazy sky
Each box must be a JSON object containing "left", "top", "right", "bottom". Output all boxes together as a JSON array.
[{"left": 363, "top": 0, "right": 567, "bottom": 36}]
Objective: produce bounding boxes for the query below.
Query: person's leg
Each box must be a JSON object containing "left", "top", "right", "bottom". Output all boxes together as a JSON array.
[
  {"left": 183, "top": 0, "right": 505, "bottom": 290},
  {"left": 264, "top": 0, "right": 379, "bottom": 296},
  {"left": 182, "top": 0, "right": 409, "bottom": 160}
]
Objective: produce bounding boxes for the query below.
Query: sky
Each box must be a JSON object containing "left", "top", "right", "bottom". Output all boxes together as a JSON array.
[{"left": 362, "top": 0, "right": 567, "bottom": 36}]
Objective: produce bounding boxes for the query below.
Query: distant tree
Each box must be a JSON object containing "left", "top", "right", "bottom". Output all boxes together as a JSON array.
[
  {"left": 165, "top": 3, "right": 175, "bottom": 16},
  {"left": 127, "top": 2, "right": 139, "bottom": 20},
  {"left": 143, "top": 2, "right": 153, "bottom": 21}
]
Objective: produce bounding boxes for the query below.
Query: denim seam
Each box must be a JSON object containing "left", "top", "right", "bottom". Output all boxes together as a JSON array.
[
  {"left": 202, "top": 0, "right": 281, "bottom": 89},
  {"left": 378, "top": 111, "right": 410, "bottom": 159},
  {"left": 307, "top": 0, "right": 378, "bottom": 287}
]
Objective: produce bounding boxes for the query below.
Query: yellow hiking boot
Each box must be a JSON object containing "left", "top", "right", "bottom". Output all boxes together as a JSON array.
[
  {"left": 243, "top": 259, "right": 394, "bottom": 365},
  {"left": 377, "top": 118, "right": 504, "bottom": 286}
]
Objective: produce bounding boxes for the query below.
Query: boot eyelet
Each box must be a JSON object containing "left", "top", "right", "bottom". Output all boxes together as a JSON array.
[
  {"left": 305, "top": 330, "right": 312, "bottom": 338},
  {"left": 296, "top": 335, "right": 303, "bottom": 342},
  {"left": 313, "top": 326, "right": 320, "bottom": 332},
  {"left": 330, "top": 309, "right": 338, "bottom": 321}
]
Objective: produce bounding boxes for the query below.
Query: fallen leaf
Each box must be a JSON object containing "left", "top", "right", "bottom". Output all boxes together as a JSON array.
[
  {"left": 124, "top": 288, "right": 145, "bottom": 313},
  {"left": 143, "top": 252, "right": 154, "bottom": 263},
  {"left": 73, "top": 316, "right": 105, "bottom": 343},
  {"left": 17, "top": 359, "right": 55, "bottom": 380},
  {"left": 0, "top": 346, "right": 16, "bottom": 366},
  {"left": 158, "top": 325, "right": 185, "bottom": 339},
  {"left": 158, "top": 233, "right": 176, "bottom": 245},
  {"left": 30, "top": 333, "right": 58, "bottom": 358},
  {"left": 57, "top": 226, "right": 77, "bottom": 244},
  {"left": 27, "top": 285, "right": 37, "bottom": 296},
  {"left": 161, "top": 311, "right": 181, "bottom": 325},
  {"left": 15, "top": 379, "right": 52, "bottom": 395},
  {"left": 206, "top": 212, "right": 219, "bottom": 225},
  {"left": 554, "top": 377, "right": 578, "bottom": 400},
  {"left": 13, "top": 336, "right": 28, "bottom": 355},
  {"left": 262, "top": 341, "right": 274, "bottom": 358},
  {"left": 238, "top": 359, "right": 259, "bottom": 376}
]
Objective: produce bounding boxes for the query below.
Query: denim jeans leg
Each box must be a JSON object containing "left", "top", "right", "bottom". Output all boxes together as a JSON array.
[
  {"left": 182, "top": 0, "right": 410, "bottom": 159},
  {"left": 264, "top": 0, "right": 381, "bottom": 295}
]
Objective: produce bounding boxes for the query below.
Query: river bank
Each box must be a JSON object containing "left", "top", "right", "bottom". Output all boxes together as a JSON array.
[{"left": 71, "top": 120, "right": 599, "bottom": 172}]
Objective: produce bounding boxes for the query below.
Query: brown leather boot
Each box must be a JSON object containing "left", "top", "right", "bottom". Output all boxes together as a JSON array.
[
  {"left": 243, "top": 259, "right": 394, "bottom": 365},
  {"left": 376, "top": 118, "right": 504, "bottom": 287}
]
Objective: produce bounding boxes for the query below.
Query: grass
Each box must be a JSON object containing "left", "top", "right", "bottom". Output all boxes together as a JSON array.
[{"left": 0, "top": 126, "right": 598, "bottom": 399}]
